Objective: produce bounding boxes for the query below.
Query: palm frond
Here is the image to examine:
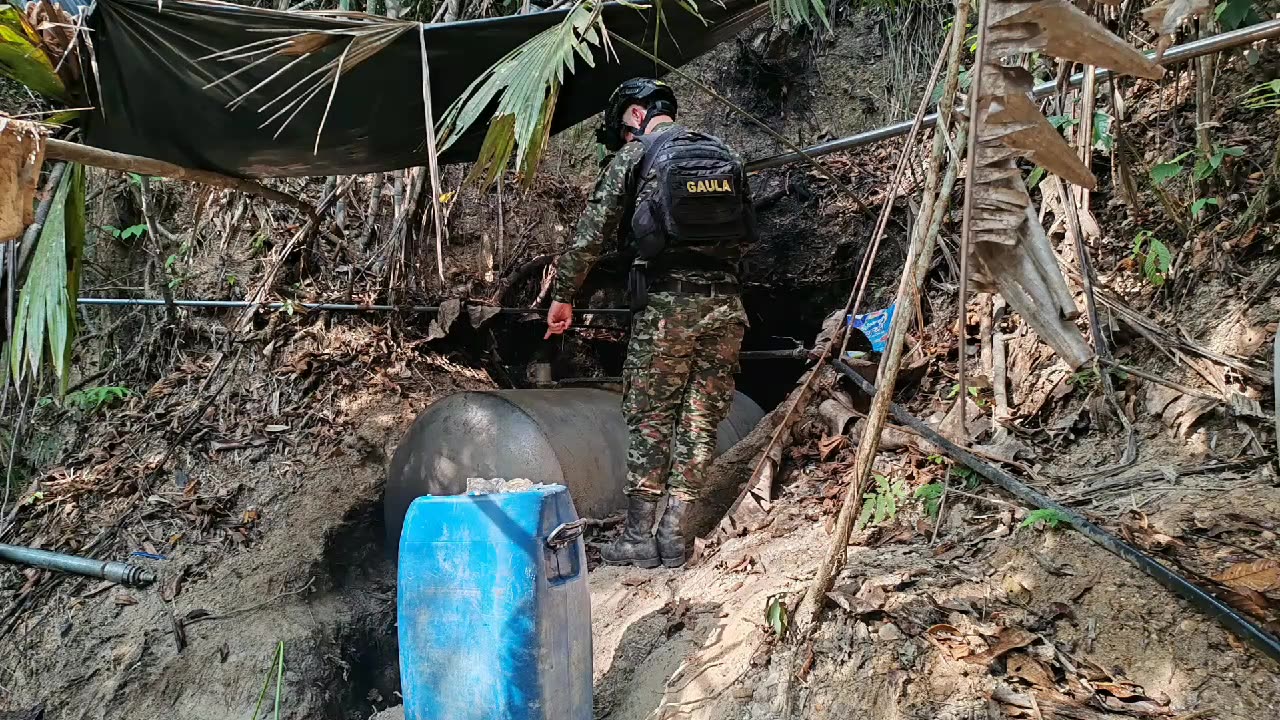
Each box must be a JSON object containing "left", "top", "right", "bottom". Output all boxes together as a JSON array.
[
  {"left": 770, "top": 0, "right": 829, "bottom": 28},
  {"left": 436, "top": 2, "right": 609, "bottom": 187},
  {"left": 9, "top": 163, "right": 84, "bottom": 396},
  {"left": 202, "top": 21, "right": 413, "bottom": 145},
  {"left": 0, "top": 5, "right": 68, "bottom": 101}
]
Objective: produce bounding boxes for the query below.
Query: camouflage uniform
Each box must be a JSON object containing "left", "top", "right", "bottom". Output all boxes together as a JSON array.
[{"left": 553, "top": 125, "right": 751, "bottom": 502}]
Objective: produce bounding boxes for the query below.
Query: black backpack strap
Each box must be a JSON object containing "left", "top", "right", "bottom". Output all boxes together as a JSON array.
[{"left": 632, "top": 128, "right": 680, "bottom": 193}]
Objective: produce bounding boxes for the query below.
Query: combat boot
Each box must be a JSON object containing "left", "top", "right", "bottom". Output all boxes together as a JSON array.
[
  {"left": 656, "top": 496, "right": 690, "bottom": 568},
  {"left": 601, "top": 497, "right": 660, "bottom": 568}
]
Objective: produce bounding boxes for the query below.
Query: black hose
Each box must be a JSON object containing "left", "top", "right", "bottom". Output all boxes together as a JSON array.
[{"left": 832, "top": 359, "right": 1280, "bottom": 665}]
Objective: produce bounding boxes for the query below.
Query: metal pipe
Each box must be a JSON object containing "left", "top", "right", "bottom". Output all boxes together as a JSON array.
[
  {"left": 831, "top": 359, "right": 1280, "bottom": 665},
  {"left": 77, "top": 297, "right": 632, "bottom": 316},
  {"left": 739, "top": 347, "right": 812, "bottom": 360},
  {"left": 0, "top": 543, "right": 156, "bottom": 587},
  {"left": 745, "top": 19, "right": 1280, "bottom": 172}
]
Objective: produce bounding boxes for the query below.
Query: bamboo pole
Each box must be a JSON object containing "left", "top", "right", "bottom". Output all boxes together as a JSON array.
[{"left": 43, "top": 139, "right": 313, "bottom": 217}]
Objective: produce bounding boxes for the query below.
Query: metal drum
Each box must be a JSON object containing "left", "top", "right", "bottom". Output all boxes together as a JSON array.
[{"left": 384, "top": 388, "right": 764, "bottom": 552}]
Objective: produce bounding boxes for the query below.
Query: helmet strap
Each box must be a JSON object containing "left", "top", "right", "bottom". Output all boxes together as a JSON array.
[{"left": 622, "top": 106, "right": 668, "bottom": 142}]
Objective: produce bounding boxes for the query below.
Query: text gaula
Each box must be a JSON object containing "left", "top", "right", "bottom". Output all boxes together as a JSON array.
[{"left": 685, "top": 178, "right": 733, "bottom": 193}]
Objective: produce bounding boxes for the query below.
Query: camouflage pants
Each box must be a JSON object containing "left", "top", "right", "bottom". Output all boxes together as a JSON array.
[{"left": 622, "top": 292, "right": 747, "bottom": 502}]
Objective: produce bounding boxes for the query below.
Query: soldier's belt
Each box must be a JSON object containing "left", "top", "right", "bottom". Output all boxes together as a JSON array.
[{"left": 649, "top": 279, "right": 739, "bottom": 297}]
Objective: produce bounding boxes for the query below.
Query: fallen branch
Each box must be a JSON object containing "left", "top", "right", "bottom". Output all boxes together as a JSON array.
[
  {"left": 486, "top": 252, "right": 559, "bottom": 305},
  {"left": 1101, "top": 358, "right": 1224, "bottom": 404},
  {"left": 43, "top": 139, "right": 313, "bottom": 217}
]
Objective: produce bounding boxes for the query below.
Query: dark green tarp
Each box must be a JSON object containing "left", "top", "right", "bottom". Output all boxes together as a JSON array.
[{"left": 82, "top": 0, "right": 765, "bottom": 178}]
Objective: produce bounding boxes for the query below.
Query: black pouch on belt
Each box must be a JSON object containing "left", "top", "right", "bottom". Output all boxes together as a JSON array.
[{"left": 627, "top": 260, "right": 650, "bottom": 313}]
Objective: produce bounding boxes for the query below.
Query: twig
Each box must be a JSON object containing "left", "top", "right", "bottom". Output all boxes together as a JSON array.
[
  {"left": 832, "top": 359, "right": 1280, "bottom": 665},
  {"left": 930, "top": 472, "right": 950, "bottom": 545},
  {"left": 941, "top": 486, "right": 1019, "bottom": 508},
  {"left": 840, "top": 33, "right": 953, "bottom": 358},
  {"left": 137, "top": 176, "right": 177, "bottom": 326},
  {"left": 185, "top": 577, "right": 316, "bottom": 627},
  {"left": 0, "top": 381, "right": 33, "bottom": 535},
  {"left": 1101, "top": 358, "right": 1223, "bottom": 403},
  {"left": 143, "top": 347, "right": 243, "bottom": 491},
  {"left": 954, "top": 0, "right": 992, "bottom": 444},
  {"left": 237, "top": 177, "right": 355, "bottom": 329},
  {"left": 717, "top": 29, "right": 953, "bottom": 542},
  {"left": 357, "top": 173, "right": 386, "bottom": 250}
]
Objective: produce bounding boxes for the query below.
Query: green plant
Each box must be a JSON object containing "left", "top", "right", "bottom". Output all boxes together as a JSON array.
[
  {"left": 1131, "top": 230, "right": 1171, "bottom": 287},
  {"left": 947, "top": 384, "right": 982, "bottom": 400},
  {"left": 1026, "top": 165, "right": 1047, "bottom": 190},
  {"left": 6, "top": 164, "right": 85, "bottom": 396},
  {"left": 1091, "top": 111, "right": 1114, "bottom": 152},
  {"left": 1068, "top": 369, "right": 1098, "bottom": 389},
  {"left": 102, "top": 223, "right": 147, "bottom": 241},
  {"left": 0, "top": 7, "right": 69, "bottom": 101},
  {"left": 1150, "top": 150, "right": 1193, "bottom": 185},
  {"left": 915, "top": 483, "right": 945, "bottom": 518},
  {"left": 857, "top": 473, "right": 909, "bottom": 531},
  {"left": 765, "top": 595, "right": 789, "bottom": 639},
  {"left": 1241, "top": 79, "right": 1280, "bottom": 113},
  {"left": 1193, "top": 145, "right": 1244, "bottom": 181},
  {"left": 950, "top": 465, "right": 979, "bottom": 490},
  {"left": 1020, "top": 508, "right": 1070, "bottom": 530},
  {"left": 1215, "top": 0, "right": 1260, "bottom": 30},
  {"left": 1190, "top": 196, "right": 1220, "bottom": 219},
  {"left": 250, "top": 641, "right": 287, "bottom": 720},
  {"left": 65, "top": 385, "right": 131, "bottom": 412},
  {"left": 1047, "top": 114, "right": 1077, "bottom": 131}
]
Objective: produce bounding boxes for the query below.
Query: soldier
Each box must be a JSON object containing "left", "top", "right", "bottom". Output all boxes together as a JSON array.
[{"left": 545, "top": 78, "right": 756, "bottom": 569}]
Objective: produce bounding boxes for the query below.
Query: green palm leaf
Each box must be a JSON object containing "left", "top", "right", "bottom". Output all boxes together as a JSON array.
[
  {"left": 436, "top": 2, "right": 608, "bottom": 187},
  {"left": 9, "top": 163, "right": 84, "bottom": 396}
]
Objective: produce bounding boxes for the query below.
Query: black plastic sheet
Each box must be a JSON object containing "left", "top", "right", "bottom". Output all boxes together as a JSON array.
[{"left": 81, "top": 0, "right": 766, "bottom": 178}]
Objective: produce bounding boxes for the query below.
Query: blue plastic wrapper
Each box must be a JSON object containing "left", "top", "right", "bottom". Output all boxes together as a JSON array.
[{"left": 847, "top": 304, "right": 896, "bottom": 353}]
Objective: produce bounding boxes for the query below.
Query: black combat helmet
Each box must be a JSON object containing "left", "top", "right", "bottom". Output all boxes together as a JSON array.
[{"left": 596, "top": 78, "right": 678, "bottom": 152}]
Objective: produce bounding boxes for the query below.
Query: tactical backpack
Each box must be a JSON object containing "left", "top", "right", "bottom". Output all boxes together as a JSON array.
[{"left": 628, "top": 128, "right": 748, "bottom": 296}]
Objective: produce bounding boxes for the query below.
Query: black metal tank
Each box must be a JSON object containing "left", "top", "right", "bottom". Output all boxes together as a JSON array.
[{"left": 384, "top": 388, "right": 764, "bottom": 552}]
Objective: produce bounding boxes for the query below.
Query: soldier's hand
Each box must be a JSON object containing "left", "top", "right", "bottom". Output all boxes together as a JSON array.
[{"left": 545, "top": 301, "right": 573, "bottom": 339}]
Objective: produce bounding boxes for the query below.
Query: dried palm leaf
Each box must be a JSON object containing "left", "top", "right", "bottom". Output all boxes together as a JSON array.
[{"left": 202, "top": 20, "right": 413, "bottom": 147}]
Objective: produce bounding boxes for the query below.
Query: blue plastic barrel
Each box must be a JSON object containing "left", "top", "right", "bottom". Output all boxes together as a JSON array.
[{"left": 397, "top": 484, "right": 592, "bottom": 720}]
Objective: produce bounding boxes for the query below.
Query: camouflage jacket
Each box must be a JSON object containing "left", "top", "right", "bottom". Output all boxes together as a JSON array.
[{"left": 552, "top": 124, "right": 756, "bottom": 304}]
